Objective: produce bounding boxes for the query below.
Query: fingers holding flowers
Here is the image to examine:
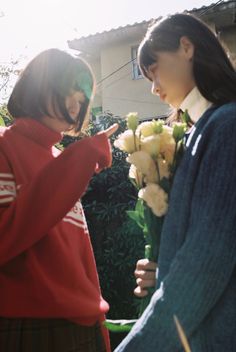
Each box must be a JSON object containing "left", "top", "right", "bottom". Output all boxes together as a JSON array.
[{"left": 134, "top": 259, "right": 157, "bottom": 298}]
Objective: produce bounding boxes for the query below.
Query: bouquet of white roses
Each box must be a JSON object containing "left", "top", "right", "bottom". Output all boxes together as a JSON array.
[{"left": 105, "top": 112, "right": 186, "bottom": 332}]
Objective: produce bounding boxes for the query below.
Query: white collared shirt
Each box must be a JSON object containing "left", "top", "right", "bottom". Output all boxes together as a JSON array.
[{"left": 179, "top": 87, "right": 212, "bottom": 123}]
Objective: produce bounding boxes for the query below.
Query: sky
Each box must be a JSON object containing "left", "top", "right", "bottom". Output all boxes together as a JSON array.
[{"left": 0, "top": 0, "right": 216, "bottom": 64}]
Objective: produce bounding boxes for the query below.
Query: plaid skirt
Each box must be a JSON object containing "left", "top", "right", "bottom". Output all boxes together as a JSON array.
[{"left": 0, "top": 317, "right": 106, "bottom": 352}]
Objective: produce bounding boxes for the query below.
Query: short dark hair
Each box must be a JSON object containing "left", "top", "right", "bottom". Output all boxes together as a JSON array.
[
  {"left": 138, "top": 14, "right": 236, "bottom": 105},
  {"left": 7, "top": 48, "right": 95, "bottom": 132}
]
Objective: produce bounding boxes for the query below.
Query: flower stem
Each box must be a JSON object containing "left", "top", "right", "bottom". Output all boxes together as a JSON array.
[
  {"left": 133, "top": 131, "right": 138, "bottom": 151},
  {"left": 154, "top": 159, "right": 161, "bottom": 183}
]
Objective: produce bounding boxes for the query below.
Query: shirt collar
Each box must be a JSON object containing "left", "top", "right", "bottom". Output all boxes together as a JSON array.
[{"left": 179, "top": 86, "right": 212, "bottom": 123}]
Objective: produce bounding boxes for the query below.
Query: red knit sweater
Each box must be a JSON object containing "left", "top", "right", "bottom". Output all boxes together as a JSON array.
[{"left": 0, "top": 118, "right": 111, "bottom": 350}]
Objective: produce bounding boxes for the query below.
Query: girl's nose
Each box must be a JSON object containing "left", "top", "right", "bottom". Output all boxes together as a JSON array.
[
  {"left": 151, "top": 82, "right": 160, "bottom": 96},
  {"left": 73, "top": 100, "right": 80, "bottom": 106},
  {"left": 71, "top": 100, "right": 81, "bottom": 110}
]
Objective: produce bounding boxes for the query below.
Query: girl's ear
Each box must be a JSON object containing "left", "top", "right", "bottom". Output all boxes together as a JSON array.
[{"left": 180, "top": 36, "right": 194, "bottom": 61}]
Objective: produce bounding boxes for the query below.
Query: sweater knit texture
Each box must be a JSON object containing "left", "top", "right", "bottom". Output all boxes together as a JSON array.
[
  {"left": 115, "top": 102, "right": 236, "bottom": 352},
  {"left": 0, "top": 118, "right": 111, "bottom": 351}
]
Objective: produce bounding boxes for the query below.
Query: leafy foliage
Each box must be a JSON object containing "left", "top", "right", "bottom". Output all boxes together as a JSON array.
[
  {"left": 61, "top": 112, "right": 146, "bottom": 348},
  {"left": 0, "top": 59, "right": 20, "bottom": 102},
  {"left": 0, "top": 104, "right": 13, "bottom": 126}
]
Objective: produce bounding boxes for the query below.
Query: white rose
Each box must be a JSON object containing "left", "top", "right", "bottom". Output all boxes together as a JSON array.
[
  {"left": 136, "top": 121, "right": 155, "bottom": 137},
  {"left": 157, "top": 157, "right": 170, "bottom": 180},
  {"left": 159, "top": 128, "right": 176, "bottom": 164},
  {"left": 162, "top": 125, "right": 173, "bottom": 135},
  {"left": 114, "top": 130, "right": 139, "bottom": 153},
  {"left": 127, "top": 151, "right": 158, "bottom": 183},
  {"left": 129, "top": 164, "right": 143, "bottom": 187},
  {"left": 138, "top": 183, "right": 168, "bottom": 217},
  {"left": 140, "top": 135, "right": 160, "bottom": 157}
]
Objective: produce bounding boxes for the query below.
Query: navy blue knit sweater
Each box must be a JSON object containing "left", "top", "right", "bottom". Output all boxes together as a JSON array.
[{"left": 115, "top": 102, "right": 236, "bottom": 352}]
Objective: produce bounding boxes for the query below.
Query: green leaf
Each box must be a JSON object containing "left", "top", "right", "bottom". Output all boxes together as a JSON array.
[
  {"left": 126, "top": 210, "right": 139, "bottom": 220},
  {"left": 135, "top": 199, "right": 144, "bottom": 214},
  {"left": 143, "top": 204, "right": 164, "bottom": 260},
  {"left": 126, "top": 210, "right": 144, "bottom": 229},
  {"left": 144, "top": 244, "right": 152, "bottom": 260},
  {"left": 180, "top": 109, "right": 193, "bottom": 128},
  {"left": 172, "top": 122, "right": 187, "bottom": 142},
  {"left": 103, "top": 319, "right": 137, "bottom": 332},
  {"left": 0, "top": 115, "right": 6, "bottom": 127}
]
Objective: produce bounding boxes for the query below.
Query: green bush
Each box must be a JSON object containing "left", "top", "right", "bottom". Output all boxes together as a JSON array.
[
  {"left": 0, "top": 104, "right": 13, "bottom": 126},
  {"left": 61, "top": 113, "right": 145, "bottom": 349}
]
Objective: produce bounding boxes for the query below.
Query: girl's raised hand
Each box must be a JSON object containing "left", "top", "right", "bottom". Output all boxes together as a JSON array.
[{"left": 102, "top": 123, "right": 119, "bottom": 138}]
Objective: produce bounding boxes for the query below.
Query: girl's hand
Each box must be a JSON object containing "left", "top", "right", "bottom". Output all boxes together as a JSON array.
[
  {"left": 134, "top": 259, "right": 157, "bottom": 298},
  {"left": 94, "top": 123, "right": 119, "bottom": 173},
  {"left": 100, "top": 123, "right": 119, "bottom": 138}
]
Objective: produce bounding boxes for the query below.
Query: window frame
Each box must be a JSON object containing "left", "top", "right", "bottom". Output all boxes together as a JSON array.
[{"left": 131, "top": 46, "right": 143, "bottom": 80}]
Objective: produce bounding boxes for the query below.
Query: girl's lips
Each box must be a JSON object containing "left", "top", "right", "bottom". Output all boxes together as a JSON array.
[
  {"left": 160, "top": 94, "right": 166, "bottom": 102},
  {"left": 68, "top": 110, "right": 77, "bottom": 118}
]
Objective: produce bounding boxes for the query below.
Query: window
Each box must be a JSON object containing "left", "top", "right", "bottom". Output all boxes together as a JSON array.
[{"left": 131, "top": 47, "right": 143, "bottom": 80}]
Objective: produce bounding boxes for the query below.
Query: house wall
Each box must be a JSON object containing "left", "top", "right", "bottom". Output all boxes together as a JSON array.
[
  {"left": 86, "top": 21, "right": 236, "bottom": 120},
  {"left": 219, "top": 27, "right": 236, "bottom": 67},
  {"left": 88, "top": 58, "right": 103, "bottom": 113},
  {"left": 94, "top": 40, "right": 170, "bottom": 119}
]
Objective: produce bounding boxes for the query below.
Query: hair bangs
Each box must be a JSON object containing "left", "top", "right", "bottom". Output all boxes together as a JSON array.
[{"left": 138, "top": 40, "right": 159, "bottom": 80}]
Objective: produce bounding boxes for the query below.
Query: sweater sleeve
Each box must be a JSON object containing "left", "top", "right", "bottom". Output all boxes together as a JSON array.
[
  {"left": 115, "top": 114, "right": 236, "bottom": 351},
  {"left": 0, "top": 133, "right": 111, "bottom": 266}
]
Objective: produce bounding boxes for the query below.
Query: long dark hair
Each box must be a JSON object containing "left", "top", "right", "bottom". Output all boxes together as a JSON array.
[
  {"left": 7, "top": 48, "right": 95, "bottom": 132},
  {"left": 138, "top": 13, "right": 236, "bottom": 105}
]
